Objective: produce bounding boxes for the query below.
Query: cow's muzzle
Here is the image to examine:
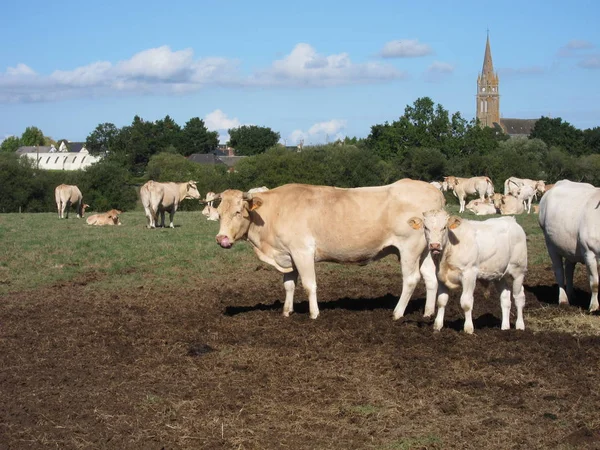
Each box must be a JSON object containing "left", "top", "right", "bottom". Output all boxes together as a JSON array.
[
  {"left": 429, "top": 243, "right": 442, "bottom": 255},
  {"left": 216, "top": 235, "right": 232, "bottom": 248}
]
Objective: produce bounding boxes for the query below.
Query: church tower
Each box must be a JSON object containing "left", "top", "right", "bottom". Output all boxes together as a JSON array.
[{"left": 476, "top": 32, "right": 500, "bottom": 127}]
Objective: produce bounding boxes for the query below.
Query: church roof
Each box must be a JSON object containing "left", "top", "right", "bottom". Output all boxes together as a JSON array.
[
  {"left": 482, "top": 33, "right": 495, "bottom": 77},
  {"left": 499, "top": 118, "right": 539, "bottom": 137}
]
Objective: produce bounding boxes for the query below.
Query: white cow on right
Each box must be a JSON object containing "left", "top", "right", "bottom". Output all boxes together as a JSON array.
[
  {"left": 409, "top": 210, "right": 527, "bottom": 333},
  {"left": 539, "top": 179, "right": 600, "bottom": 312}
]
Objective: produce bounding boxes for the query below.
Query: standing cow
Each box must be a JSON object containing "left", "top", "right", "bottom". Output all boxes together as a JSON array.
[
  {"left": 409, "top": 210, "right": 527, "bottom": 333},
  {"left": 55, "top": 184, "right": 84, "bottom": 219},
  {"left": 539, "top": 180, "right": 600, "bottom": 312},
  {"left": 504, "top": 177, "right": 546, "bottom": 197},
  {"left": 213, "top": 180, "right": 445, "bottom": 320},
  {"left": 443, "top": 176, "right": 495, "bottom": 213},
  {"left": 140, "top": 180, "right": 201, "bottom": 228}
]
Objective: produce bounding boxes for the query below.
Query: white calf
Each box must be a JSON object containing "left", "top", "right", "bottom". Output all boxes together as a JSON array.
[{"left": 409, "top": 210, "right": 527, "bottom": 333}]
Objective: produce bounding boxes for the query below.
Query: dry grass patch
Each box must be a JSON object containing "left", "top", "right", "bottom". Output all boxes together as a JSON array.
[{"left": 527, "top": 305, "right": 600, "bottom": 337}]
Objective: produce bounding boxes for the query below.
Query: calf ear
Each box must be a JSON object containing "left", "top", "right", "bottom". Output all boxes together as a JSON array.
[
  {"left": 407, "top": 217, "right": 423, "bottom": 230},
  {"left": 448, "top": 216, "right": 462, "bottom": 229},
  {"left": 247, "top": 197, "right": 263, "bottom": 211}
]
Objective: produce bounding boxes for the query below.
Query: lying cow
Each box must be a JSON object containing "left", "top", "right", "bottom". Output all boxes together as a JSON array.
[
  {"left": 492, "top": 193, "right": 524, "bottom": 215},
  {"left": 539, "top": 180, "right": 600, "bottom": 312},
  {"left": 55, "top": 184, "right": 85, "bottom": 219},
  {"left": 213, "top": 180, "right": 445, "bottom": 320},
  {"left": 202, "top": 191, "right": 220, "bottom": 221},
  {"left": 140, "top": 180, "right": 201, "bottom": 228},
  {"left": 465, "top": 199, "right": 497, "bottom": 216},
  {"left": 443, "top": 176, "right": 495, "bottom": 213},
  {"left": 86, "top": 209, "right": 123, "bottom": 226},
  {"left": 409, "top": 210, "right": 527, "bottom": 333},
  {"left": 504, "top": 177, "right": 545, "bottom": 197}
]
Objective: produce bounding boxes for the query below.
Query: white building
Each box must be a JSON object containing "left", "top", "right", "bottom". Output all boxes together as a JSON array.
[{"left": 16, "top": 141, "right": 102, "bottom": 170}]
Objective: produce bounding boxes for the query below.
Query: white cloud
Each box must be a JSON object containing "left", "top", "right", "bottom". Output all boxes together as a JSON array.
[
  {"left": 424, "top": 61, "right": 454, "bottom": 82},
  {"left": 558, "top": 39, "right": 595, "bottom": 57},
  {"left": 288, "top": 119, "right": 347, "bottom": 145},
  {"left": 380, "top": 39, "right": 433, "bottom": 58},
  {"left": 0, "top": 43, "right": 405, "bottom": 103},
  {"left": 251, "top": 43, "right": 405, "bottom": 87},
  {"left": 579, "top": 55, "right": 600, "bottom": 69},
  {"left": 204, "top": 109, "right": 241, "bottom": 131}
]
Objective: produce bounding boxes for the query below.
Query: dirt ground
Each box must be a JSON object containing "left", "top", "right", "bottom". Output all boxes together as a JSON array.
[{"left": 1, "top": 263, "right": 599, "bottom": 450}]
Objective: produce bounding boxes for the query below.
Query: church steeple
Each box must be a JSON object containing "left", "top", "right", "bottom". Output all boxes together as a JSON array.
[{"left": 476, "top": 31, "right": 500, "bottom": 127}]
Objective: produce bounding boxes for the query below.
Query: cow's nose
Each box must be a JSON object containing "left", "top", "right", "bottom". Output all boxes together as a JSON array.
[
  {"left": 216, "top": 234, "right": 232, "bottom": 248},
  {"left": 429, "top": 243, "right": 441, "bottom": 251}
]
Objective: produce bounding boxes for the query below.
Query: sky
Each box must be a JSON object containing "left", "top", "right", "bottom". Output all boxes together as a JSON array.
[{"left": 1, "top": 0, "right": 599, "bottom": 146}]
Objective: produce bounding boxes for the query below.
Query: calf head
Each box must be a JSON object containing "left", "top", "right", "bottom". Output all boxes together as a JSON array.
[
  {"left": 215, "top": 190, "right": 263, "bottom": 248},
  {"left": 408, "top": 210, "right": 461, "bottom": 257},
  {"left": 443, "top": 176, "right": 459, "bottom": 191},
  {"left": 202, "top": 204, "right": 219, "bottom": 221},
  {"left": 534, "top": 180, "right": 546, "bottom": 196}
]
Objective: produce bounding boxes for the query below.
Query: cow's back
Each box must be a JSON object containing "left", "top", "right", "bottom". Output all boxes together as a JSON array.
[
  {"left": 252, "top": 180, "right": 444, "bottom": 262},
  {"left": 539, "top": 180, "right": 598, "bottom": 261}
]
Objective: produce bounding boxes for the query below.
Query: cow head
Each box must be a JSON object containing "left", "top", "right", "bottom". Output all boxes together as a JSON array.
[
  {"left": 185, "top": 181, "right": 201, "bottom": 200},
  {"left": 534, "top": 180, "right": 546, "bottom": 196},
  {"left": 443, "top": 176, "right": 458, "bottom": 190},
  {"left": 202, "top": 204, "right": 220, "bottom": 221},
  {"left": 215, "top": 190, "right": 263, "bottom": 248},
  {"left": 408, "top": 210, "right": 459, "bottom": 257},
  {"left": 80, "top": 203, "right": 90, "bottom": 218}
]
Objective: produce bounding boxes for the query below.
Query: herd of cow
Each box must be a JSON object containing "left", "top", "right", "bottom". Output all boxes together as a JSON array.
[{"left": 54, "top": 176, "right": 599, "bottom": 333}]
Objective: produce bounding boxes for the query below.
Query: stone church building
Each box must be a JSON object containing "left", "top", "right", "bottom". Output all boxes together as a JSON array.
[{"left": 476, "top": 34, "right": 538, "bottom": 137}]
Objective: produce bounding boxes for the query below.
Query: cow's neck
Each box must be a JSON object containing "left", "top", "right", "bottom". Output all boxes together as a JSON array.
[{"left": 178, "top": 183, "right": 188, "bottom": 201}]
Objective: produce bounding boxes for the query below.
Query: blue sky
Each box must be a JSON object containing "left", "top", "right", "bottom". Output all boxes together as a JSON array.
[{"left": 1, "top": 0, "right": 599, "bottom": 145}]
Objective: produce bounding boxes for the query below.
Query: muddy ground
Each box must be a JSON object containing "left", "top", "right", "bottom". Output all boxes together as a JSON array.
[{"left": 1, "top": 263, "right": 599, "bottom": 450}]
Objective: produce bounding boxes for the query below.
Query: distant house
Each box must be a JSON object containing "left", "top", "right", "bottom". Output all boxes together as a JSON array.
[
  {"left": 16, "top": 141, "right": 102, "bottom": 170},
  {"left": 188, "top": 151, "right": 245, "bottom": 172}
]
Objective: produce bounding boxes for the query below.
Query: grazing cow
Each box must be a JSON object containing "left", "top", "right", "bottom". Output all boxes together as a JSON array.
[
  {"left": 247, "top": 186, "right": 269, "bottom": 194},
  {"left": 504, "top": 177, "right": 546, "bottom": 197},
  {"left": 140, "top": 180, "right": 201, "bottom": 228},
  {"left": 517, "top": 185, "right": 537, "bottom": 214},
  {"left": 409, "top": 210, "right": 527, "bottom": 333},
  {"left": 443, "top": 176, "right": 495, "bottom": 213},
  {"left": 465, "top": 199, "right": 497, "bottom": 216},
  {"left": 86, "top": 209, "right": 122, "bottom": 226},
  {"left": 214, "top": 180, "right": 445, "bottom": 320},
  {"left": 539, "top": 180, "right": 600, "bottom": 312},
  {"left": 430, "top": 181, "right": 443, "bottom": 191},
  {"left": 492, "top": 194, "right": 525, "bottom": 215},
  {"left": 55, "top": 184, "right": 84, "bottom": 219}
]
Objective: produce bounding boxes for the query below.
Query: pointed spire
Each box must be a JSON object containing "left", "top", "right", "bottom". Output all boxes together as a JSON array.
[{"left": 482, "top": 31, "right": 494, "bottom": 77}]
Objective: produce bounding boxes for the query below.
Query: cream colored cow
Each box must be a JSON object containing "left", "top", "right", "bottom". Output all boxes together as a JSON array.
[
  {"left": 465, "top": 199, "right": 497, "bottom": 216},
  {"left": 410, "top": 210, "right": 527, "bottom": 333},
  {"left": 443, "top": 176, "right": 494, "bottom": 213},
  {"left": 140, "top": 180, "right": 201, "bottom": 228},
  {"left": 55, "top": 184, "right": 84, "bottom": 219},
  {"left": 492, "top": 194, "right": 525, "bottom": 215},
  {"left": 214, "top": 180, "right": 445, "bottom": 320},
  {"left": 86, "top": 209, "right": 122, "bottom": 226},
  {"left": 504, "top": 177, "right": 546, "bottom": 197}
]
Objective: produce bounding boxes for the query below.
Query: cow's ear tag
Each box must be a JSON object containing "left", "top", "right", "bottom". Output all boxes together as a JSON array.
[
  {"left": 448, "top": 216, "right": 462, "bottom": 229},
  {"left": 250, "top": 197, "right": 263, "bottom": 211},
  {"left": 408, "top": 217, "right": 423, "bottom": 230}
]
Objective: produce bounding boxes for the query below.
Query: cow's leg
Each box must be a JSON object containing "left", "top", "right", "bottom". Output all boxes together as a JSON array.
[
  {"left": 495, "top": 278, "right": 511, "bottom": 330},
  {"left": 143, "top": 206, "right": 154, "bottom": 228},
  {"left": 158, "top": 210, "right": 166, "bottom": 228},
  {"left": 392, "top": 252, "right": 422, "bottom": 320},
  {"left": 433, "top": 283, "right": 449, "bottom": 331},
  {"left": 282, "top": 270, "right": 299, "bottom": 317},
  {"left": 292, "top": 253, "right": 319, "bottom": 319},
  {"left": 459, "top": 195, "right": 466, "bottom": 213},
  {"left": 419, "top": 252, "right": 438, "bottom": 317},
  {"left": 564, "top": 260, "right": 576, "bottom": 301},
  {"left": 547, "top": 241, "right": 568, "bottom": 305},
  {"left": 460, "top": 272, "right": 477, "bottom": 334},
  {"left": 583, "top": 252, "right": 600, "bottom": 312},
  {"left": 76, "top": 201, "right": 81, "bottom": 218},
  {"left": 169, "top": 206, "right": 177, "bottom": 228},
  {"left": 64, "top": 201, "right": 70, "bottom": 219},
  {"left": 512, "top": 274, "right": 526, "bottom": 330}
]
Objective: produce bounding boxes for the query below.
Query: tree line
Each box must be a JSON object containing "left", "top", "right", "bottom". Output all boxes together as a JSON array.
[{"left": 1, "top": 97, "right": 599, "bottom": 214}]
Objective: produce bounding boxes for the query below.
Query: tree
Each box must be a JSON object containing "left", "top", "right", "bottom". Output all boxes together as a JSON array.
[
  {"left": 20, "top": 126, "right": 45, "bottom": 146},
  {"left": 228, "top": 125, "right": 280, "bottom": 156},
  {"left": 0, "top": 136, "right": 21, "bottom": 153},
  {"left": 86, "top": 123, "right": 120, "bottom": 155},
  {"left": 529, "top": 116, "right": 586, "bottom": 155},
  {"left": 178, "top": 117, "right": 218, "bottom": 156}
]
